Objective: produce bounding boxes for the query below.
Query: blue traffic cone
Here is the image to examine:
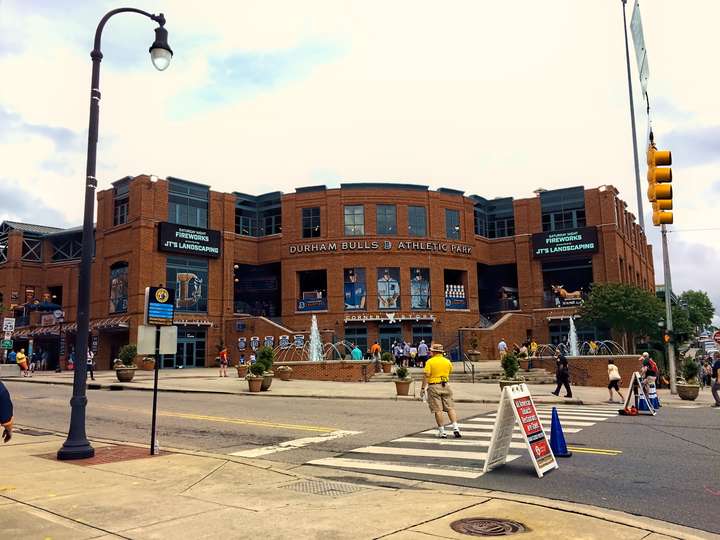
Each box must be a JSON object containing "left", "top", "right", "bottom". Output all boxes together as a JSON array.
[
  {"left": 638, "top": 392, "right": 650, "bottom": 411},
  {"left": 550, "top": 407, "right": 572, "bottom": 458}
]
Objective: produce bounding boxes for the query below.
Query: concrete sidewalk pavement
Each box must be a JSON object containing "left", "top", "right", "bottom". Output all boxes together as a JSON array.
[
  {"left": 0, "top": 431, "right": 713, "bottom": 540},
  {"left": 4, "top": 367, "right": 717, "bottom": 407}
]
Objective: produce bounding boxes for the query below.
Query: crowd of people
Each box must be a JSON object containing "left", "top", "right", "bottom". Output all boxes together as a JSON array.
[{"left": 4, "top": 347, "right": 53, "bottom": 377}]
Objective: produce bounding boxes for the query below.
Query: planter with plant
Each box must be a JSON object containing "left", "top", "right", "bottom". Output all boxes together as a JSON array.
[
  {"left": 393, "top": 366, "right": 412, "bottom": 396},
  {"left": 116, "top": 344, "right": 138, "bottom": 382},
  {"left": 677, "top": 357, "right": 700, "bottom": 401},
  {"left": 236, "top": 363, "right": 248, "bottom": 378},
  {"left": 256, "top": 346, "right": 275, "bottom": 391},
  {"left": 499, "top": 352, "right": 522, "bottom": 389},
  {"left": 141, "top": 356, "right": 155, "bottom": 370},
  {"left": 246, "top": 363, "right": 265, "bottom": 392},
  {"left": 467, "top": 335, "right": 482, "bottom": 362},
  {"left": 381, "top": 351, "right": 394, "bottom": 373},
  {"left": 276, "top": 365, "right": 293, "bottom": 381}
]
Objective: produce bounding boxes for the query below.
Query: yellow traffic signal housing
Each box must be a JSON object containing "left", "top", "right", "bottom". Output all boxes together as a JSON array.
[{"left": 647, "top": 142, "right": 673, "bottom": 226}]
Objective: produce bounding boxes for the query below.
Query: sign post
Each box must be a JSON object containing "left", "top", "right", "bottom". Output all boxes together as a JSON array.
[
  {"left": 484, "top": 383, "right": 558, "bottom": 478},
  {"left": 142, "top": 286, "right": 176, "bottom": 455}
]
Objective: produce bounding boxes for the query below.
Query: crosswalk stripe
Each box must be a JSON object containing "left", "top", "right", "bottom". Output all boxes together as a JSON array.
[
  {"left": 489, "top": 413, "right": 611, "bottom": 421},
  {"left": 393, "top": 437, "right": 527, "bottom": 449},
  {"left": 421, "top": 429, "right": 527, "bottom": 439},
  {"left": 307, "top": 457, "right": 486, "bottom": 479},
  {"left": 349, "top": 445, "right": 516, "bottom": 461},
  {"left": 468, "top": 417, "right": 595, "bottom": 427},
  {"left": 536, "top": 407, "right": 618, "bottom": 414},
  {"left": 439, "top": 424, "right": 583, "bottom": 434}
]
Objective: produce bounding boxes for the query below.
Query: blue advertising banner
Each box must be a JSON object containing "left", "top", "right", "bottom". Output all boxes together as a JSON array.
[
  {"left": 296, "top": 298, "right": 327, "bottom": 312},
  {"left": 145, "top": 287, "right": 175, "bottom": 326}
]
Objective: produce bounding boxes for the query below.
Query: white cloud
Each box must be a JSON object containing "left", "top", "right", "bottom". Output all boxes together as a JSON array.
[{"left": 1, "top": 0, "right": 719, "bottom": 320}]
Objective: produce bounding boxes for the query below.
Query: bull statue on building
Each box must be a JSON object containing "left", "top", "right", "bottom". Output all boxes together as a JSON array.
[{"left": 551, "top": 284, "right": 582, "bottom": 299}]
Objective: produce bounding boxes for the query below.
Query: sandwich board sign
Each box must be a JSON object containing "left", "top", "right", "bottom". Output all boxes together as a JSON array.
[
  {"left": 484, "top": 383, "right": 558, "bottom": 478},
  {"left": 622, "top": 372, "right": 656, "bottom": 415}
]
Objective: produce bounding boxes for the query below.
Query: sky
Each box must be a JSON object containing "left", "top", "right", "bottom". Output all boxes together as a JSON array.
[{"left": 1, "top": 0, "right": 719, "bottom": 323}]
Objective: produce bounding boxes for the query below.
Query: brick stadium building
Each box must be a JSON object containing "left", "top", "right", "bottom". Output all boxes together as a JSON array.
[{"left": 0, "top": 176, "right": 654, "bottom": 369}]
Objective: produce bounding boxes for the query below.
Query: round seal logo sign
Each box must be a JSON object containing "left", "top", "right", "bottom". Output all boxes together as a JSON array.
[{"left": 155, "top": 288, "right": 170, "bottom": 303}]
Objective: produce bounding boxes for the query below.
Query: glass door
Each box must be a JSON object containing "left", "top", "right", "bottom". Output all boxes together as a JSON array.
[{"left": 379, "top": 325, "right": 402, "bottom": 354}]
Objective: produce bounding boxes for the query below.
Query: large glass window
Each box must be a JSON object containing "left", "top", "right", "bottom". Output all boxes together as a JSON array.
[
  {"left": 259, "top": 207, "right": 282, "bottom": 236},
  {"left": 542, "top": 209, "right": 586, "bottom": 232},
  {"left": 344, "top": 205, "right": 365, "bottom": 236},
  {"left": 113, "top": 182, "right": 129, "bottom": 226},
  {"left": 302, "top": 207, "right": 321, "bottom": 238},
  {"left": 376, "top": 205, "right": 397, "bottom": 235},
  {"left": 408, "top": 206, "right": 427, "bottom": 237},
  {"left": 344, "top": 268, "right": 367, "bottom": 310},
  {"left": 410, "top": 268, "right": 431, "bottom": 309},
  {"left": 444, "top": 269, "right": 468, "bottom": 309},
  {"left": 344, "top": 325, "right": 368, "bottom": 355},
  {"left": 488, "top": 218, "right": 515, "bottom": 238},
  {"left": 109, "top": 262, "right": 128, "bottom": 314},
  {"left": 377, "top": 268, "right": 401, "bottom": 310},
  {"left": 445, "top": 209, "right": 461, "bottom": 240},
  {"left": 166, "top": 257, "right": 208, "bottom": 312},
  {"left": 297, "top": 270, "right": 327, "bottom": 311},
  {"left": 540, "top": 187, "right": 586, "bottom": 232},
  {"left": 169, "top": 180, "right": 209, "bottom": 228}
]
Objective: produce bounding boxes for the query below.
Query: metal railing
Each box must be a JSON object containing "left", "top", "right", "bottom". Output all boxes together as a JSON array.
[{"left": 462, "top": 352, "right": 476, "bottom": 383}]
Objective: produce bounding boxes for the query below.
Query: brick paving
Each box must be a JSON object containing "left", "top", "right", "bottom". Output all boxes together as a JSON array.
[{"left": 36, "top": 444, "right": 168, "bottom": 466}]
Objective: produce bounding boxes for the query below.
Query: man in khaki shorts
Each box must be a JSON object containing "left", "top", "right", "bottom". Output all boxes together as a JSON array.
[{"left": 420, "top": 343, "right": 461, "bottom": 438}]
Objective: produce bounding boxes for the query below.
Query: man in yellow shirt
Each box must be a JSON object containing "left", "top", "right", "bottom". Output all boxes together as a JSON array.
[{"left": 421, "top": 343, "right": 461, "bottom": 438}]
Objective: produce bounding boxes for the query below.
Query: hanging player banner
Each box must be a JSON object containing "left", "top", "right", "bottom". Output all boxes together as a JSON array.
[
  {"left": 279, "top": 335, "right": 290, "bottom": 349},
  {"left": 263, "top": 336, "right": 274, "bottom": 348},
  {"left": 250, "top": 336, "right": 260, "bottom": 351},
  {"left": 237, "top": 337, "right": 246, "bottom": 351},
  {"left": 294, "top": 334, "right": 305, "bottom": 348},
  {"left": 484, "top": 383, "right": 558, "bottom": 478}
]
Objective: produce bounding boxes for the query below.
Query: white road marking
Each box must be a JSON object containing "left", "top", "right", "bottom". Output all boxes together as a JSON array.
[
  {"left": 229, "top": 430, "right": 361, "bottom": 458},
  {"left": 468, "top": 417, "right": 595, "bottom": 427},
  {"left": 307, "top": 457, "right": 487, "bottom": 479},
  {"left": 489, "top": 413, "right": 612, "bottom": 421},
  {"left": 421, "top": 429, "right": 532, "bottom": 439},
  {"left": 349, "top": 445, "right": 516, "bottom": 461},
  {"left": 393, "top": 437, "right": 527, "bottom": 449}
]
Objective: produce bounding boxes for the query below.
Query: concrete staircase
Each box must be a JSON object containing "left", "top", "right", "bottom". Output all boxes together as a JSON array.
[{"left": 368, "top": 365, "right": 555, "bottom": 384}]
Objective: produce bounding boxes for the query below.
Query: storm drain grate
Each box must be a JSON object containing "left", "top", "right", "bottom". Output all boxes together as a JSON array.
[
  {"left": 282, "top": 479, "right": 366, "bottom": 497},
  {"left": 450, "top": 518, "right": 527, "bottom": 537}
]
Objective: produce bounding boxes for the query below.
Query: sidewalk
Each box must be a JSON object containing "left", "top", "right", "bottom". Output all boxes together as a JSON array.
[
  {"left": 0, "top": 431, "right": 713, "bottom": 539},
  {"left": 3, "top": 368, "right": 717, "bottom": 406}
]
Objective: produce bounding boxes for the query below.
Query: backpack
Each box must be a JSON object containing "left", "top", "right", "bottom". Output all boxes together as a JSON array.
[{"left": 647, "top": 358, "right": 658, "bottom": 374}]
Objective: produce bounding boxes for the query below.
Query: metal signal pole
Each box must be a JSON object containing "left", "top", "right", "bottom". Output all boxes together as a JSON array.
[{"left": 661, "top": 225, "right": 677, "bottom": 394}]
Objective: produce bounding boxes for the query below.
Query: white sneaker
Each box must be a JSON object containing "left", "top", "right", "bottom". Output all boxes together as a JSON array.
[{"left": 437, "top": 431, "right": 448, "bottom": 438}]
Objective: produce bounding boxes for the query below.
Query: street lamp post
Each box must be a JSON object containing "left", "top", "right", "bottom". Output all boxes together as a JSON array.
[{"left": 57, "top": 8, "right": 172, "bottom": 460}]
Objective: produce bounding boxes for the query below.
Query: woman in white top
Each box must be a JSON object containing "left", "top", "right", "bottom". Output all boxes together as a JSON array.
[{"left": 607, "top": 359, "right": 624, "bottom": 403}]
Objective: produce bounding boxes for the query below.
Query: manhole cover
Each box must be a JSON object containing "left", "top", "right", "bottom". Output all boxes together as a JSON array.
[
  {"left": 282, "top": 479, "right": 365, "bottom": 497},
  {"left": 450, "top": 518, "right": 527, "bottom": 536},
  {"left": 17, "top": 428, "right": 53, "bottom": 436}
]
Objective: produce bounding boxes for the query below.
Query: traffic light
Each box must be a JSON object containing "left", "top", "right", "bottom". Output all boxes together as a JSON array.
[
  {"left": 663, "top": 330, "right": 671, "bottom": 344},
  {"left": 646, "top": 140, "right": 673, "bottom": 226}
]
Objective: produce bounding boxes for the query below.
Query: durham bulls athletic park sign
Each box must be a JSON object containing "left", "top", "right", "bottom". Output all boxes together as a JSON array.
[{"left": 288, "top": 240, "right": 473, "bottom": 256}]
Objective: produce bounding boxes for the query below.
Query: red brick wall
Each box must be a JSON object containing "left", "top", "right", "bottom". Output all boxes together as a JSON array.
[
  {"left": 272, "top": 360, "right": 374, "bottom": 382},
  {"left": 532, "top": 355, "right": 640, "bottom": 387}
]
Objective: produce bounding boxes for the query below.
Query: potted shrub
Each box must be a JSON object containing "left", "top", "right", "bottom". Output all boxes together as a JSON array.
[
  {"left": 467, "top": 335, "right": 482, "bottom": 362},
  {"left": 142, "top": 356, "right": 155, "bottom": 371},
  {"left": 257, "top": 346, "right": 275, "bottom": 391},
  {"left": 246, "top": 363, "right": 264, "bottom": 392},
  {"left": 499, "top": 352, "right": 522, "bottom": 390},
  {"left": 394, "top": 366, "right": 412, "bottom": 396},
  {"left": 116, "top": 344, "right": 137, "bottom": 382},
  {"left": 276, "top": 365, "right": 293, "bottom": 381},
  {"left": 236, "top": 363, "right": 248, "bottom": 379},
  {"left": 381, "top": 351, "right": 394, "bottom": 373},
  {"left": 677, "top": 358, "right": 700, "bottom": 401}
]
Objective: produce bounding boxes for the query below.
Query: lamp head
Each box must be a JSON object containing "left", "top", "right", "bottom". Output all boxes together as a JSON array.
[{"left": 149, "top": 18, "right": 172, "bottom": 71}]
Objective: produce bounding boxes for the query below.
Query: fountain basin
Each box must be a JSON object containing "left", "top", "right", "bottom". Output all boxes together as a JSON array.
[{"left": 272, "top": 360, "right": 374, "bottom": 382}]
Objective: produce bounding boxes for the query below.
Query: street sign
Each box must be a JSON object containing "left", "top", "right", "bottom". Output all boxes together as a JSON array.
[
  {"left": 630, "top": 0, "right": 649, "bottom": 94},
  {"left": 713, "top": 330, "right": 720, "bottom": 345},
  {"left": 484, "top": 383, "right": 558, "bottom": 478},
  {"left": 1, "top": 339, "right": 13, "bottom": 350},
  {"left": 144, "top": 287, "right": 175, "bottom": 326},
  {"left": 2, "top": 318, "right": 15, "bottom": 333},
  {"left": 3, "top": 332, "right": 11, "bottom": 340}
]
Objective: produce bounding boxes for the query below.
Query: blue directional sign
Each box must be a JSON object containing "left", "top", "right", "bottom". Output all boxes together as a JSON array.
[{"left": 145, "top": 287, "right": 175, "bottom": 326}]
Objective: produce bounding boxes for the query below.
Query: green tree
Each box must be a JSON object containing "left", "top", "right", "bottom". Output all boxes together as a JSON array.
[
  {"left": 679, "top": 290, "right": 715, "bottom": 331},
  {"left": 579, "top": 283, "right": 664, "bottom": 352},
  {"left": 670, "top": 304, "right": 693, "bottom": 341}
]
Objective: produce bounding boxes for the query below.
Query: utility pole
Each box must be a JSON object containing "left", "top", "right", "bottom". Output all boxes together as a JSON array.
[
  {"left": 661, "top": 225, "right": 677, "bottom": 394},
  {"left": 622, "top": 0, "right": 645, "bottom": 231}
]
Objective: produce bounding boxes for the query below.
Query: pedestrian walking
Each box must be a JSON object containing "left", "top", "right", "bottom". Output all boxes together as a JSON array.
[
  {"left": 639, "top": 352, "right": 658, "bottom": 397},
  {"left": 7, "top": 350, "right": 16, "bottom": 365},
  {"left": 40, "top": 349, "right": 49, "bottom": 371},
  {"left": 402, "top": 342, "right": 411, "bottom": 368},
  {"left": 607, "top": 359, "right": 624, "bottom": 403},
  {"left": 30, "top": 348, "right": 39, "bottom": 374},
  {"left": 351, "top": 343, "right": 363, "bottom": 360},
  {"left": 370, "top": 341, "right": 382, "bottom": 371},
  {"left": 551, "top": 351, "right": 572, "bottom": 398},
  {"left": 392, "top": 341, "right": 402, "bottom": 365},
  {"left": 218, "top": 346, "right": 229, "bottom": 377},
  {"left": 417, "top": 340, "right": 429, "bottom": 368},
  {"left": 497, "top": 338, "right": 507, "bottom": 360},
  {"left": 16, "top": 348, "right": 29, "bottom": 377},
  {"left": 86, "top": 349, "right": 95, "bottom": 381},
  {"left": 420, "top": 343, "right": 461, "bottom": 439},
  {"left": 0, "top": 380, "right": 13, "bottom": 443},
  {"left": 711, "top": 352, "right": 720, "bottom": 408},
  {"left": 409, "top": 344, "right": 418, "bottom": 367}
]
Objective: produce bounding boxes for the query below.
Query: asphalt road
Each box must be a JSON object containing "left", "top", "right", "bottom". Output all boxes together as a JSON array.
[{"left": 5, "top": 381, "right": 719, "bottom": 535}]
